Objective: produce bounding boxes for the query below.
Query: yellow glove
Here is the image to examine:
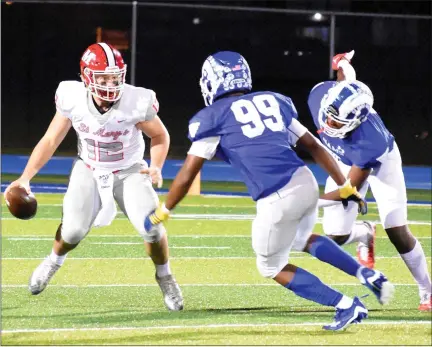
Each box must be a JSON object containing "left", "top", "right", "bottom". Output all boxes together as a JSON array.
[
  {"left": 144, "top": 203, "right": 170, "bottom": 232},
  {"left": 338, "top": 179, "right": 368, "bottom": 215}
]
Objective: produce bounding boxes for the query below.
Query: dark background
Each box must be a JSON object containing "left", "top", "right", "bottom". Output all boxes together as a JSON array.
[{"left": 2, "top": 0, "right": 431, "bottom": 165}]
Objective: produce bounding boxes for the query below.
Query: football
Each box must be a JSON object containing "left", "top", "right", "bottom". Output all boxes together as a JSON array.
[{"left": 5, "top": 186, "right": 37, "bottom": 220}]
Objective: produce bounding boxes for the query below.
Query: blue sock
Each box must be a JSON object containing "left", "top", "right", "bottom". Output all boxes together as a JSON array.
[
  {"left": 285, "top": 267, "right": 342, "bottom": 307},
  {"left": 309, "top": 235, "right": 360, "bottom": 276}
]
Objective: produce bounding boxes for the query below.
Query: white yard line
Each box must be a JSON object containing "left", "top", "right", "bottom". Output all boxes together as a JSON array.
[
  {"left": 2, "top": 215, "right": 431, "bottom": 224},
  {"left": 2, "top": 256, "right": 429, "bottom": 260},
  {"left": 2, "top": 320, "right": 430, "bottom": 334},
  {"left": 1, "top": 283, "right": 417, "bottom": 289},
  {"left": 34, "top": 201, "right": 432, "bottom": 207},
  {"left": 88, "top": 243, "right": 230, "bottom": 249},
  {"left": 5, "top": 235, "right": 431, "bottom": 240}
]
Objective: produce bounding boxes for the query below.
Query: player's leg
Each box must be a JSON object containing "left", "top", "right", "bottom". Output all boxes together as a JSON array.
[
  {"left": 293, "top": 204, "right": 394, "bottom": 306},
  {"left": 322, "top": 162, "right": 375, "bottom": 268},
  {"left": 29, "top": 159, "right": 101, "bottom": 294},
  {"left": 114, "top": 164, "right": 183, "bottom": 311},
  {"left": 252, "top": 166, "right": 367, "bottom": 331},
  {"left": 370, "top": 143, "right": 431, "bottom": 310}
]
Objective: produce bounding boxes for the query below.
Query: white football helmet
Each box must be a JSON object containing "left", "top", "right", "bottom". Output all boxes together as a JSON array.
[{"left": 319, "top": 80, "right": 374, "bottom": 138}]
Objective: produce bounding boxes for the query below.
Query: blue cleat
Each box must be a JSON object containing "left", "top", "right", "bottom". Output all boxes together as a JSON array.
[
  {"left": 357, "top": 267, "right": 395, "bottom": 305},
  {"left": 323, "top": 297, "right": 368, "bottom": 331}
]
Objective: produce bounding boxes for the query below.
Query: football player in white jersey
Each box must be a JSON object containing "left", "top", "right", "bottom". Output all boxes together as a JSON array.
[
  {"left": 4, "top": 42, "right": 183, "bottom": 311},
  {"left": 309, "top": 51, "right": 431, "bottom": 311}
]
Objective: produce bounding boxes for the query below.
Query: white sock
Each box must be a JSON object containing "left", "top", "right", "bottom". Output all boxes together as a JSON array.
[
  {"left": 400, "top": 240, "right": 432, "bottom": 297},
  {"left": 336, "top": 295, "right": 354, "bottom": 309},
  {"left": 49, "top": 249, "right": 67, "bottom": 266},
  {"left": 156, "top": 260, "right": 172, "bottom": 277},
  {"left": 344, "top": 222, "right": 370, "bottom": 245}
]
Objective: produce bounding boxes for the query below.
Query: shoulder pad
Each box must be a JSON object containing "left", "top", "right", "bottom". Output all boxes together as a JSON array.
[{"left": 55, "top": 81, "right": 85, "bottom": 117}]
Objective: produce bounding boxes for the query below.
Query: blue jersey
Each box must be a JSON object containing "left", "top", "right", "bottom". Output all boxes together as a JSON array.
[
  {"left": 188, "top": 91, "right": 305, "bottom": 200},
  {"left": 308, "top": 81, "right": 395, "bottom": 169}
]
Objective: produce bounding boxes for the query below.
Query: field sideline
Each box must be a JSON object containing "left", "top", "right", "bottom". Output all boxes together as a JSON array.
[{"left": 1, "top": 193, "right": 431, "bottom": 345}]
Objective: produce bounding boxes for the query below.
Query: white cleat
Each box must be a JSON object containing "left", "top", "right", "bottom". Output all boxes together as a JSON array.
[
  {"left": 156, "top": 274, "right": 184, "bottom": 311},
  {"left": 28, "top": 257, "right": 61, "bottom": 295}
]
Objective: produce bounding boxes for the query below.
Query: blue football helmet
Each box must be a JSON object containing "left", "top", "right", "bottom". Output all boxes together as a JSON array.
[
  {"left": 199, "top": 51, "right": 252, "bottom": 106},
  {"left": 319, "top": 80, "right": 374, "bottom": 138}
]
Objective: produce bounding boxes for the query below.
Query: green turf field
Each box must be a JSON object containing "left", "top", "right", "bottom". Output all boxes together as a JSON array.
[
  {"left": 2, "top": 173, "right": 432, "bottom": 202},
  {"left": 1, "top": 194, "right": 431, "bottom": 345}
]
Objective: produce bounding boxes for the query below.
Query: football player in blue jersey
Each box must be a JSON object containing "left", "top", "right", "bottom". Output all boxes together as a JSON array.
[
  {"left": 308, "top": 51, "right": 431, "bottom": 312},
  {"left": 144, "top": 51, "right": 396, "bottom": 330}
]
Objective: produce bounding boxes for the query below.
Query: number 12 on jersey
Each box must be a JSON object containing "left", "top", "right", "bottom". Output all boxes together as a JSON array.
[
  {"left": 84, "top": 139, "right": 124, "bottom": 162},
  {"left": 231, "top": 94, "right": 285, "bottom": 138}
]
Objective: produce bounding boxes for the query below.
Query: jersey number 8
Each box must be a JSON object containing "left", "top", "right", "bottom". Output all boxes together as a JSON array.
[{"left": 230, "top": 94, "right": 284, "bottom": 138}]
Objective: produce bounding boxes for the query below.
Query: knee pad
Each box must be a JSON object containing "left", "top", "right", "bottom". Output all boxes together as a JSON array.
[{"left": 139, "top": 223, "right": 166, "bottom": 243}]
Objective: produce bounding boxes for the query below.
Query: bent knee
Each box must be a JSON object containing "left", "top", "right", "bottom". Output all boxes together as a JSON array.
[
  {"left": 139, "top": 223, "right": 166, "bottom": 243},
  {"left": 61, "top": 225, "right": 88, "bottom": 245},
  {"left": 256, "top": 255, "right": 287, "bottom": 279}
]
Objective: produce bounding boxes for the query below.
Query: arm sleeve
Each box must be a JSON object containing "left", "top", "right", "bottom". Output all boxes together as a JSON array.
[
  {"left": 187, "top": 136, "right": 221, "bottom": 160},
  {"left": 287, "top": 118, "right": 308, "bottom": 146}
]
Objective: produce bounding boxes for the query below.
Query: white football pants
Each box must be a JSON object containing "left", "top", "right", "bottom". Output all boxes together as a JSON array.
[
  {"left": 61, "top": 159, "right": 165, "bottom": 244},
  {"left": 252, "top": 166, "right": 319, "bottom": 278},
  {"left": 323, "top": 142, "right": 408, "bottom": 236}
]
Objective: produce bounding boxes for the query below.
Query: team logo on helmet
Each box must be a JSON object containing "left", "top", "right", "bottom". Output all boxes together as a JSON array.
[
  {"left": 80, "top": 42, "right": 127, "bottom": 102},
  {"left": 199, "top": 51, "right": 252, "bottom": 106}
]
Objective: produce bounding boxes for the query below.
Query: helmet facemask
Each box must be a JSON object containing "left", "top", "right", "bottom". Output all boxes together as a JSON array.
[
  {"left": 83, "top": 65, "right": 127, "bottom": 102},
  {"left": 319, "top": 81, "right": 374, "bottom": 138},
  {"left": 322, "top": 105, "right": 364, "bottom": 138}
]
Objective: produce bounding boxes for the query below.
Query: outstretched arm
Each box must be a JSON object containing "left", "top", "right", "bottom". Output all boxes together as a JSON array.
[
  {"left": 5, "top": 112, "right": 71, "bottom": 195},
  {"left": 144, "top": 136, "right": 219, "bottom": 231},
  {"left": 296, "top": 128, "right": 367, "bottom": 214},
  {"left": 144, "top": 155, "right": 206, "bottom": 231},
  {"left": 332, "top": 50, "right": 357, "bottom": 82},
  {"left": 165, "top": 155, "right": 205, "bottom": 210}
]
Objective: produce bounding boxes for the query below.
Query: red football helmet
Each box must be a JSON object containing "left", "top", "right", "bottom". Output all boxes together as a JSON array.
[{"left": 80, "top": 42, "right": 127, "bottom": 102}]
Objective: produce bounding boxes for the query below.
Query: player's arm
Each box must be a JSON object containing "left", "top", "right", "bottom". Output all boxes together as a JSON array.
[
  {"left": 144, "top": 136, "right": 219, "bottom": 231},
  {"left": 5, "top": 112, "right": 72, "bottom": 194},
  {"left": 292, "top": 119, "right": 367, "bottom": 214},
  {"left": 332, "top": 50, "right": 356, "bottom": 82},
  {"left": 165, "top": 155, "right": 205, "bottom": 210},
  {"left": 320, "top": 165, "right": 371, "bottom": 202},
  {"left": 137, "top": 116, "right": 170, "bottom": 188}
]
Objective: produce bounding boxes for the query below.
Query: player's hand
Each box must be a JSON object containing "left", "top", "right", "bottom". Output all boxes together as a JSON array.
[
  {"left": 4, "top": 178, "right": 31, "bottom": 201},
  {"left": 140, "top": 166, "right": 163, "bottom": 188},
  {"left": 144, "top": 203, "right": 170, "bottom": 232},
  {"left": 338, "top": 179, "right": 368, "bottom": 215},
  {"left": 332, "top": 50, "right": 355, "bottom": 70}
]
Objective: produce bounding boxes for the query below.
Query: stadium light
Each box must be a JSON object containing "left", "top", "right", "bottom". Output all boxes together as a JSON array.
[{"left": 312, "top": 12, "right": 323, "bottom": 21}]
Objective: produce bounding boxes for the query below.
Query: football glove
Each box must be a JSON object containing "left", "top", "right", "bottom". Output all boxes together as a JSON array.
[
  {"left": 332, "top": 50, "right": 355, "bottom": 70},
  {"left": 338, "top": 179, "right": 368, "bottom": 215},
  {"left": 144, "top": 203, "right": 170, "bottom": 232}
]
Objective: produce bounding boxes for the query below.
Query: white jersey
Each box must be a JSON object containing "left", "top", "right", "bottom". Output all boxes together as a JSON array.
[{"left": 55, "top": 81, "right": 159, "bottom": 171}]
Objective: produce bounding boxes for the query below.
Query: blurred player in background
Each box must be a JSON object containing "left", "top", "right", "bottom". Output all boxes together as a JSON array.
[
  {"left": 308, "top": 51, "right": 431, "bottom": 311},
  {"left": 144, "top": 51, "right": 395, "bottom": 330},
  {"left": 4, "top": 42, "right": 183, "bottom": 311}
]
